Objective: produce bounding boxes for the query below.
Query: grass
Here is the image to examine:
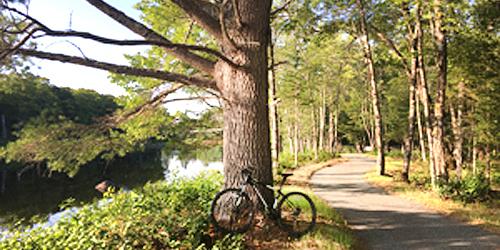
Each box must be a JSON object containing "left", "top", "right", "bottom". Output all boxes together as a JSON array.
[
  {"left": 245, "top": 185, "right": 356, "bottom": 250},
  {"left": 245, "top": 157, "right": 356, "bottom": 249},
  {"left": 283, "top": 186, "right": 356, "bottom": 250},
  {"left": 365, "top": 155, "right": 500, "bottom": 234}
]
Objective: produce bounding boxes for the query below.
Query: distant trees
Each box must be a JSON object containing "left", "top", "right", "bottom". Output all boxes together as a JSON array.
[
  {"left": 271, "top": 0, "right": 498, "bottom": 189},
  {"left": 0, "top": 72, "right": 120, "bottom": 175},
  {"left": 0, "top": 72, "right": 117, "bottom": 142}
]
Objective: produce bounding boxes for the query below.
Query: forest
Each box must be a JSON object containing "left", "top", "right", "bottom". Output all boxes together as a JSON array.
[{"left": 0, "top": 0, "right": 498, "bottom": 249}]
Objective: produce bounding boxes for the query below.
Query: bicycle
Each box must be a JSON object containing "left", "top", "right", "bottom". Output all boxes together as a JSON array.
[{"left": 210, "top": 169, "right": 316, "bottom": 237}]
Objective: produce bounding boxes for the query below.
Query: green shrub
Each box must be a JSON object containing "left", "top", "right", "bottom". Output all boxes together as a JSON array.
[
  {"left": 297, "top": 151, "right": 314, "bottom": 164},
  {"left": 316, "top": 150, "right": 336, "bottom": 162},
  {"left": 409, "top": 173, "right": 432, "bottom": 190},
  {"left": 0, "top": 172, "right": 243, "bottom": 249},
  {"left": 278, "top": 150, "right": 337, "bottom": 173},
  {"left": 278, "top": 152, "right": 296, "bottom": 171},
  {"left": 437, "top": 174, "right": 491, "bottom": 204}
]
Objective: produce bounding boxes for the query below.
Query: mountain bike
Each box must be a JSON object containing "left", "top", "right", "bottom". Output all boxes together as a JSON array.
[{"left": 210, "top": 169, "right": 316, "bottom": 237}]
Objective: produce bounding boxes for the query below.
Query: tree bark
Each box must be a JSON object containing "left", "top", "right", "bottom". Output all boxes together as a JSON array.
[
  {"left": 294, "top": 98, "right": 299, "bottom": 167},
  {"left": 472, "top": 135, "right": 478, "bottom": 175},
  {"left": 402, "top": 27, "right": 418, "bottom": 182},
  {"left": 269, "top": 30, "right": 280, "bottom": 170},
  {"left": 415, "top": 2, "right": 437, "bottom": 187},
  {"left": 450, "top": 81, "right": 464, "bottom": 179},
  {"left": 287, "top": 121, "right": 293, "bottom": 154},
  {"left": 328, "top": 107, "right": 334, "bottom": 153},
  {"left": 213, "top": 1, "right": 273, "bottom": 203},
  {"left": 416, "top": 91, "right": 427, "bottom": 161},
  {"left": 485, "top": 146, "right": 491, "bottom": 185},
  {"left": 361, "top": 101, "right": 374, "bottom": 148},
  {"left": 312, "top": 108, "right": 319, "bottom": 160},
  {"left": 356, "top": 0, "right": 385, "bottom": 175},
  {"left": 431, "top": 0, "right": 449, "bottom": 182},
  {"left": 319, "top": 87, "right": 326, "bottom": 150}
]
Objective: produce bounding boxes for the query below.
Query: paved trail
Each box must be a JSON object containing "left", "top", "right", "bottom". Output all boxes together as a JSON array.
[{"left": 310, "top": 154, "right": 500, "bottom": 250}]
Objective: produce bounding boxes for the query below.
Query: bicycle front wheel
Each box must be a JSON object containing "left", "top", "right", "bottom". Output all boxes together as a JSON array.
[
  {"left": 211, "top": 188, "right": 255, "bottom": 234},
  {"left": 277, "top": 191, "right": 316, "bottom": 237}
]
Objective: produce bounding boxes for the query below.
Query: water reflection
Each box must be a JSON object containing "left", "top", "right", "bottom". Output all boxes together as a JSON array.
[
  {"left": 161, "top": 151, "right": 223, "bottom": 180},
  {"left": 1, "top": 148, "right": 223, "bottom": 240}
]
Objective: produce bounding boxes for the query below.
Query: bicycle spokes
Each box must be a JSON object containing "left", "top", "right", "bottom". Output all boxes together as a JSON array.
[{"left": 278, "top": 192, "right": 317, "bottom": 237}]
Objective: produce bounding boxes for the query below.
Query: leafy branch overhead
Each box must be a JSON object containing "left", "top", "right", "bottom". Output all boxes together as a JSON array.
[{"left": 0, "top": 0, "right": 248, "bottom": 93}]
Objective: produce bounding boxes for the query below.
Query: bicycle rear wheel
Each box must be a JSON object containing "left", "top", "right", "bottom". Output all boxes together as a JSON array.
[
  {"left": 277, "top": 191, "right": 316, "bottom": 237},
  {"left": 211, "top": 188, "right": 255, "bottom": 233}
]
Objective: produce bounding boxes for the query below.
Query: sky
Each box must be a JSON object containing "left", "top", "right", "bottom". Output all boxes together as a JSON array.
[
  {"left": 22, "top": 0, "right": 144, "bottom": 96},
  {"left": 12, "top": 0, "right": 213, "bottom": 114}
]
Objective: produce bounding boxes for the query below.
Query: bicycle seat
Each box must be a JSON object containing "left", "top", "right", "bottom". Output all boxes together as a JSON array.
[{"left": 279, "top": 173, "right": 293, "bottom": 178}]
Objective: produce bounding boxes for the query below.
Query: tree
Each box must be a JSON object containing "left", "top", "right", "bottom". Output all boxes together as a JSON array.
[
  {"left": 430, "top": 0, "right": 449, "bottom": 182},
  {"left": 1, "top": 0, "right": 274, "bottom": 201},
  {"left": 356, "top": 0, "right": 385, "bottom": 175}
]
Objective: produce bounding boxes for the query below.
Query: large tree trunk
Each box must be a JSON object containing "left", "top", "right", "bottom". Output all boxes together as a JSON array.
[
  {"left": 431, "top": 0, "right": 449, "bottom": 182},
  {"left": 357, "top": 0, "right": 385, "bottom": 174},
  {"left": 402, "top": 27, "right": 419, "bottom": 182},
  {"left": 218, "top": 1, "right": 273, "bottom": 202},
  {"left": 269, "top": 31, "right": 280, "bottom": 170},
  {"left": 415, "top": 2, "right": 437, "bottom": 187},
  {"left": 450, "top": 81, "right": 464, "bottom": 179}
]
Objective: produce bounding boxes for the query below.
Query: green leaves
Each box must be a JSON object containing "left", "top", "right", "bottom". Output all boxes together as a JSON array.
[{"left": 0, "top": 173, "right": 235, "bottom": 249}]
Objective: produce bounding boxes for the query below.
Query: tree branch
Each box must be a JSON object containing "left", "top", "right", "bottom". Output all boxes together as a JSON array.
[
  {"left": 170, "top": 0, "right": 222, "bottom": 41},
  {"left": 85, "top": 0, "right": 216, "bottom": 75},
  {"left": 370, "top": 25, "right": 410, "bottom": 73},
  {"left": 162, "top": 95, "right": 216, "bottom": 104},
  {"left": 38, "top": 29, "right": 239, "bottom": 67},
  {"left": 1, "top": 3, "right": 241, "bottom": 69},
  {"left": 111, "top": 84, "right": 184, "bottom": 124},
  {"left": 0, "top": 26, "right": 38, "bottom": 59},
  {"left": 16, "top": 48, "right": 218, "bottom": 91},
  {"left": 271, "top": 0, "right": 292, "bottom": 17},
  {"left": 219, "top": 0, "right": 238, "bottom": 51}
]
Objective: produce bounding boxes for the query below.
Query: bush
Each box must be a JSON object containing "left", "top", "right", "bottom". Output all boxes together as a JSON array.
[
  {"left": 0, "top": 172, "right": 244, "bottom": 249},
  {"left": 278, "top": 152, "right": 296, "bottom": 171},
  {"left": 278, "top": 150, "right": 337, "bottom": 173},
  {"left": 409, "top": 173, "right": 432, "bottom": 190},
  {"left": 437, "top": 174, "right": 491, "bottom": 204},
  {"left": 316, "top": 150, "right": 336, "bottom": 162}
]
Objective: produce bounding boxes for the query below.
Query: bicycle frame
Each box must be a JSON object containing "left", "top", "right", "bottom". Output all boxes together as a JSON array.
[{"left": 239, "top": 175, "right": 288, "bottom": 214}]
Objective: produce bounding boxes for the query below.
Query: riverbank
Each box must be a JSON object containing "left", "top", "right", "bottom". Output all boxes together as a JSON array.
[{"left": 1, "top": 168, "right": 356, "bottom": 249}]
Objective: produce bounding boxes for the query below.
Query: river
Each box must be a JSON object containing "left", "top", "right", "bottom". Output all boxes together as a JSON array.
[{"left": 0, "top": 147, "right": 222, "bottom": 234}]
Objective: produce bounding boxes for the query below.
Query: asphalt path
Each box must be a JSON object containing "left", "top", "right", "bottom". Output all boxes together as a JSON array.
[{"left": 310, "top": 154, "right": 500, "bottom": 250}]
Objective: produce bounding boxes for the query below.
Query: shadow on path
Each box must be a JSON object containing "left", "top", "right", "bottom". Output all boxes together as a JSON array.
[{"left": 311, "top": 154, "right": 500, "bottom": 250}]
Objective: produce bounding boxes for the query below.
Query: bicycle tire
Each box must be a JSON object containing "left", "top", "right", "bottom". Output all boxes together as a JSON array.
[
  {"left": 210, "top": 188, "right": 255, "bottom": 234},
  {"left": 277, "top": 191, "right": 316, "bottom": 237}
]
